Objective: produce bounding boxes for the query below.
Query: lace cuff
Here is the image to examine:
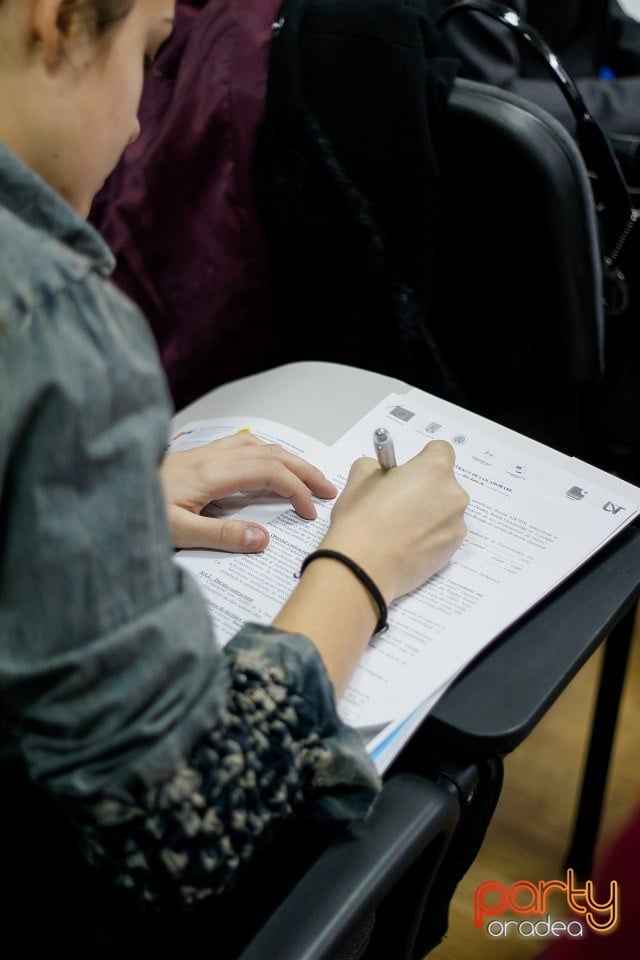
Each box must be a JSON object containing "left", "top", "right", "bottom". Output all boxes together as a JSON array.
[{"left": 75, "top": 625, "right": 379, "bottom": 907}]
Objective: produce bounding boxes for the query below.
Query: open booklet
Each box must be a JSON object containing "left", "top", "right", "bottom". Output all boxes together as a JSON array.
[{"left": 170, "top": 390, "right": 640, "bottom": 773}]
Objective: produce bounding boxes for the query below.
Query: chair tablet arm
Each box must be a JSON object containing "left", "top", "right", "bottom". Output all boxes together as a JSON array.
[{"left": 238, "top": 772, "right": 460, "bottom": 960}]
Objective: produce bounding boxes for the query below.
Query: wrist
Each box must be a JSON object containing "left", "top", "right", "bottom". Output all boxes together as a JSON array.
[
  {"left": 318, "top": 532, "right": 398, "bottom": 604},
  {"left": 299, "top": 550, "right": 388, "bottom": 635},
  {"left": 273, "top": 555, "right": 379, "bottom": 695}
]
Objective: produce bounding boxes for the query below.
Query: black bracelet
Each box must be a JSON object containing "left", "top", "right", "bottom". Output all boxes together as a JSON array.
[{"left": 298, "top": 549, "right": 388, "bottom": 635}]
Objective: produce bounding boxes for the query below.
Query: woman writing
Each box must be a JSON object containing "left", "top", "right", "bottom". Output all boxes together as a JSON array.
[{"left": 0, "top": 0, "right": 468, "bottom": 954}]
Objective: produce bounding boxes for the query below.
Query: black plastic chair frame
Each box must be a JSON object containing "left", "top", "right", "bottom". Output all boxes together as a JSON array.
[
  {"left": 238, "top": 772, "right": 461, "bottom": 960},
  {"left": 430, "top": 77, "right": 605, "bottom": 455}
]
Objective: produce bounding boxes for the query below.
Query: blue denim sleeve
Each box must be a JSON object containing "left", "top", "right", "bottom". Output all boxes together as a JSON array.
[
  {"left": 0, "top": 248, "right": 379, "bottom": 909},
  {"left": 0, "top": 265, "right": 226, "bottom": 801}
]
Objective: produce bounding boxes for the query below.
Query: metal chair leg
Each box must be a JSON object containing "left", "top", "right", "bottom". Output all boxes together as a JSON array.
[{"left": 563, "top": 601, "right": 637, "bottom": 879}]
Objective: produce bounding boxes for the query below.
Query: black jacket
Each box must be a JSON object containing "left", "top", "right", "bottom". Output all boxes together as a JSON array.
[{"left": 254, "top": 0, "right": 462, "bottom": 400}]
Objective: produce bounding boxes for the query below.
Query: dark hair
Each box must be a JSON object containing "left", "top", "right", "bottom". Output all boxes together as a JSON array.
[{"left": 58, "top": 0, "right": 135, "bottom": 36}]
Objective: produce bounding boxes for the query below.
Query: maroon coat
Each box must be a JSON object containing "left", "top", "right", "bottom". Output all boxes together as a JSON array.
[{"left": 91, "top": 0, "right": 284, "bottom": 410}]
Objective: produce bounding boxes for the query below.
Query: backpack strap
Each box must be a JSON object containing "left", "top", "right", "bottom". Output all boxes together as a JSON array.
[{"left": 437, "top": 1, "right": 636, "bottom": 307}]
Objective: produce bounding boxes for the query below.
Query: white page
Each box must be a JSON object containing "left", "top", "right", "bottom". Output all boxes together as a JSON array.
[
  {"left": 171, "top": 399, "right": 640, "bottom": 772},
  {"left": 329, "top": 392, "right": 640, "bottom": 757},
  {"left": 169, "top": 416, "right": 331, "bottom": 460},
  {"left": 617, "top": 0, "right": 640, "bottom": 21}
]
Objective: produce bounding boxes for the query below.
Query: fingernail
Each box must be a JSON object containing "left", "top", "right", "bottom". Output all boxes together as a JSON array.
[{"left": 244, "top": 526, "right": 268, "bottom": 549}]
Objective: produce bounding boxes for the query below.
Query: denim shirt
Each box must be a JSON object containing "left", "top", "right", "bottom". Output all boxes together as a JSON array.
[{"left": 0, "top": 143, "right": 378, "bottom": 905}]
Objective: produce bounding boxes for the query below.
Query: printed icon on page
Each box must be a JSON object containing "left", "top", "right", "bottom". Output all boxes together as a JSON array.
[
  {"left": 389, "top": 405, "right": 415, "bottom": 422},
  {"left": 507, "top": 462, "right": 527, "bottom": 479},
  {"left": 424, "top": 421, "right": 442, "bottom": 435},
  {"left": 566, "top": 486, "right": 588, "bottom": 500},
  {"left": 451, "top": 434, "right": 468, "bottom": 445}
]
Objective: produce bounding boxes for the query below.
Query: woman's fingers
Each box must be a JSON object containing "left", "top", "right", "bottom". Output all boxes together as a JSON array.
[
  {"left": 162, "top": 434, "right": 338, "bottom": 518},
  {"left": 323, "top": 440, "right": 469, "bottom": 602},
  {"left": 213, "top": 432, "right": 338, "bottom": 496},
  {"left": 167, "top": 505, "right": 270, "bottom": 552},
  {"left": 216, "top": 456, "right": 329, "bottom": 520},
  {"left": 162, "top": 433, "right": 339, "bottom": 549}
]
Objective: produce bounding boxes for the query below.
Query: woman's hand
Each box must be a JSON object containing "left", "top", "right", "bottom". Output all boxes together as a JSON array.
[
  {"left": 161, "top": 432, "right": 337, "bottom": 551},
  {"left": 321, "top": 440, "right": 469, "bottom": 603},
  {"left": 273, "top": 440, "right": 468, "bottom": 696}
]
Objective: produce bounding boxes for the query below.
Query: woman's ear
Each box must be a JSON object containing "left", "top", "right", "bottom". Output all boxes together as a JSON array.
[{"left": 30, "top": 0, "right": 79, "bottom": 66}]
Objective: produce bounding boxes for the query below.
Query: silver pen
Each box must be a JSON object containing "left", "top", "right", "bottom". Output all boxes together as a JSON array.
[{"left": 373, "top": 427, "right": 397, "bottom": 470}]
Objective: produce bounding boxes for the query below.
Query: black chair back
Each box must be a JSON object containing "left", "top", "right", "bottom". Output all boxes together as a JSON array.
[{"left": 429, "top": 78, "right": 605, "bottom": 451}]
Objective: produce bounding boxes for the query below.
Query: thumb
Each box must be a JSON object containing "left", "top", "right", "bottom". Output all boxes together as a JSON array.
[{"left": 167, "top": 506, "right": 270, "bottom": 552}]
